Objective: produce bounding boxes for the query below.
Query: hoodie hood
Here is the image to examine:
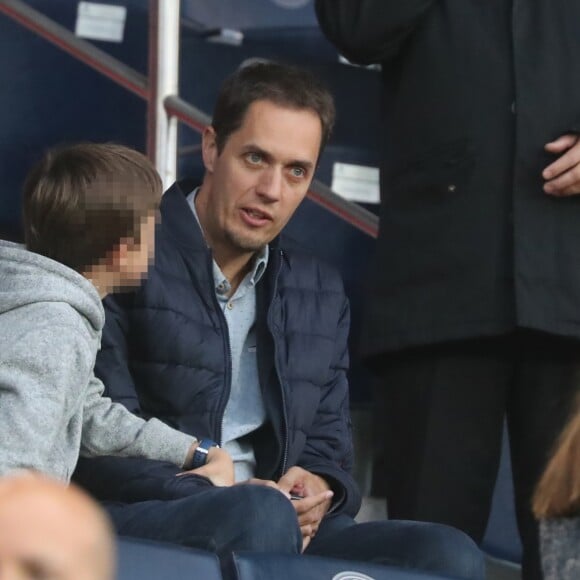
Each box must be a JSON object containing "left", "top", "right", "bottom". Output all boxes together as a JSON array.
[{"left": 0, "top": 240, "right": 103, "bottom": 333}]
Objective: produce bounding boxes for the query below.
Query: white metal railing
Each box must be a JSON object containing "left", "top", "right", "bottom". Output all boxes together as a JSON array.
[
  {"left": 0, "top": 0, "right": 379, "bottom": 238},
  {"left": 148, "top": 0, "right": 179, "bottom": 187}
]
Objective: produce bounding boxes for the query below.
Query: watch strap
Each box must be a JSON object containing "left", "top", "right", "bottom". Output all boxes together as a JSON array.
[{"left": 191, "top": 439, "right": 220, "bottom": 469}]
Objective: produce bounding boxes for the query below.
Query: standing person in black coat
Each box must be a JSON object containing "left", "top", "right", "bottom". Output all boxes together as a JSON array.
[{"left": 315, "top": 2, "right": 580, "bottom": 578}]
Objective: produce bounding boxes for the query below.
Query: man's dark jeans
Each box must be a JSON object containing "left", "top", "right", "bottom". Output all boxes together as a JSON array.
[{"left": 104, "top": 484, "right": 485, "bottom": 579}]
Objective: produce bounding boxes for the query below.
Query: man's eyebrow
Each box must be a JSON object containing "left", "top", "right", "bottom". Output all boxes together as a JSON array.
[
  {"left": 288, "top": 159, "right": 315, "bottom": 171},
  {"left": 241, "top": 144, "right": 314, "bottom": 171},
  {"left": 241, "top": 144, "right": 271, "bottom": 160}
]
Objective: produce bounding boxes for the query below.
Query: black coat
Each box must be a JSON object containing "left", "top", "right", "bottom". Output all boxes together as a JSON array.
[
  {"left": 316, "top": 0, "right": 580, "bottom": 354},
  {"left": 75, "top": 181, "right": 360, "bottom": 517}
]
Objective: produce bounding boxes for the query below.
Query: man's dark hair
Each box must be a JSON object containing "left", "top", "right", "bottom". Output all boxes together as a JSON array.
[
  {"left": 212, "top": 61, "right": 335, "bottom": 157},
  {"left": 22, "top": 143, "right": 162, "bottom": 273}
]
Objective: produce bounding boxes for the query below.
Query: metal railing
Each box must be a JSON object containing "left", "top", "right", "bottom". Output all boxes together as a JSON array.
[{"left": 0, "top": 0, "right": 379, "bottom": 239}]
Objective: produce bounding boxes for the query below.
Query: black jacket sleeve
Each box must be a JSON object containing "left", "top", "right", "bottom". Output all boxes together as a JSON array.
[{"left": 315, "top": 0, "right": 437, "bottom": 63}]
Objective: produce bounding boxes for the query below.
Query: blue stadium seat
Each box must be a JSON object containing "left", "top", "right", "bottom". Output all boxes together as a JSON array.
[
  {"left": 225, "top": 553, "right": 454, "bottom": 580},
  {"left": 116, "top": 537, "right": 222, "bottom": 580}
]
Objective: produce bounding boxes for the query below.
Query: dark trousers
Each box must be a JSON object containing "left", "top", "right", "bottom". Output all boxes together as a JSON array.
[
  {"left": 105, "top": 485, "right": 302, "bottom": 558},
  {"left": 105, "top": 484, "right": 485, "bottom": 579},
  {"left": 371, "top": 330, "right": 580, "bottom": 580},
  {"left": 308, "top": 513, "right": 484, "bottom": 579}
]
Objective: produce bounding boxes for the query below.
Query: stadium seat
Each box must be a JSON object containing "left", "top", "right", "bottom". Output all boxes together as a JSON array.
[
  {"left": 116, "top": 537, "right": 222, "bottom": 580},
  {"left": 225, "top": 552, "right": 454, "bottom": 580}
]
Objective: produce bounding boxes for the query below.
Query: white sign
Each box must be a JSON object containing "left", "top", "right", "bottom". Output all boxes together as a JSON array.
[
  {"left": 75, "top": 2, "right": 127, "bottom": 43},
  {"left": 331, "top": 162, "right": 380, "bottom": 204}
]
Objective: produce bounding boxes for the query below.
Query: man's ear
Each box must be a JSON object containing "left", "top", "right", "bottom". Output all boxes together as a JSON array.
[{"left": 202, "top": 126, "right": 218, "bottom": 173}]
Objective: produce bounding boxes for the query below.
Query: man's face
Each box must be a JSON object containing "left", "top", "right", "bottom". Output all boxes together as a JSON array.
[{"left": 198, "top": 99, "right": 322, "bottom": 260}]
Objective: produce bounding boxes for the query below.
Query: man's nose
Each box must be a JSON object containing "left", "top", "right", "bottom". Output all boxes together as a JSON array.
[{"left": 256, "top": 167, "right": 283, "bottom": 201}]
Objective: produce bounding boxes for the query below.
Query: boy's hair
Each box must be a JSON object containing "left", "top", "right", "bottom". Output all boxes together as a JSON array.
[
  {"left": 22, "top": 143, "right": 162, "bottom": 273},
  {"left": 533, "top": 396, "right": 580, "bottom": 519},
  {"left": 212, "top": 60, "right": 335, "bottom": 158}
]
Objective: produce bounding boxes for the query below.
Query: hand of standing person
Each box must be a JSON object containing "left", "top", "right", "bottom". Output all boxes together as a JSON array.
[{"left": 543, "top": 134, "right": 580, "bottom": 196}]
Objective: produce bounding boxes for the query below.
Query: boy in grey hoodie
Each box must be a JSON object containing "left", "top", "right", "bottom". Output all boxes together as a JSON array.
[{"left": 0, "top": 143, "right": 233, "bottom": 485}]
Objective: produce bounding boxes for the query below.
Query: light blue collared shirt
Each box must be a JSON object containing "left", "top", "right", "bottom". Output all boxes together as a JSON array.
[{"left": 187, "top": 189, "right": 268, "bottom": 482}]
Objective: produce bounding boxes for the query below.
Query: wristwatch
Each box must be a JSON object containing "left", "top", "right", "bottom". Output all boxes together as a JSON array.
[{"left": 191, "top": 439, "right": 220, "bottom": 469}]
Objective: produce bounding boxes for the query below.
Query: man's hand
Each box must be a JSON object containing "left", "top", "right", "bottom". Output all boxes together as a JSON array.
[
  {"left": 543, "top": 134, "right": 580, "bottom": 196},
  {"left": 179, "top": 446, "right": 234, "bottom": 487},
  {"left": 277, "top": 466, "right": 334, "bottom": 551}
]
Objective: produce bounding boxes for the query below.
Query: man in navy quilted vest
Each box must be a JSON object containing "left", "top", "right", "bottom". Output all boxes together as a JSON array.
[{"left": 74, "top": 61, "right": 484, "bottom": 578}]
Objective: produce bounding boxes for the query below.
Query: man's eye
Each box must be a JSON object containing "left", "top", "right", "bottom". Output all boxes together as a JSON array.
[
  {"left": 246, "top": 152, "right": 262, "bottom": 164},
  {"left": 290, "top": 167, "right": 306, "bottom": 178}
]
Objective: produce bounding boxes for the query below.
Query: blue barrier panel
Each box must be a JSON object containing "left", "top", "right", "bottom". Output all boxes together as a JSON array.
[
  {"left": 226, "top": 552, "right": 454, "bottom": 580},
  {"left": 117, "top": 537, "right": 222, "bottom": 580}
]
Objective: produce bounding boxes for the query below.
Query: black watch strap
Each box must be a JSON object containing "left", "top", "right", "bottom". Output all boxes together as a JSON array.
[{"left": 191, "top": 439, "right": 220, "bottom": 469}]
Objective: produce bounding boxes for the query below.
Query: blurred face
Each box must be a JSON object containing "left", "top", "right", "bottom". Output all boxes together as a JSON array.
[
  {"left": 0, "top": 478, "right": 114, "bottom": 580},
  {"left": 116, "top": 212, "right": 157, "bottom": 288},
  {"left": 197, "top": 99, "right": 322, "bottom": 262}
]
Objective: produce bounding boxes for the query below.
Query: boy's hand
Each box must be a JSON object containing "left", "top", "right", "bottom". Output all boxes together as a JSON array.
[{"left": 179, "top": 447, "right": 235, "bottom": 487}]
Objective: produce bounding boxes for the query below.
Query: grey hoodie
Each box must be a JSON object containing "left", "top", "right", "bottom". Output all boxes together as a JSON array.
[{"left": 0, "top": 240, "right": 195, "bottom": 482}]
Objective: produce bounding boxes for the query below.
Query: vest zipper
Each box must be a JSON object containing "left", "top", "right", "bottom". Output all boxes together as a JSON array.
[
  {"left": 207, "top": 252, "right": 231, "bottom": 446},
  {"left": 268, "top": 250, "right": 289, "bottom": 479}
]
